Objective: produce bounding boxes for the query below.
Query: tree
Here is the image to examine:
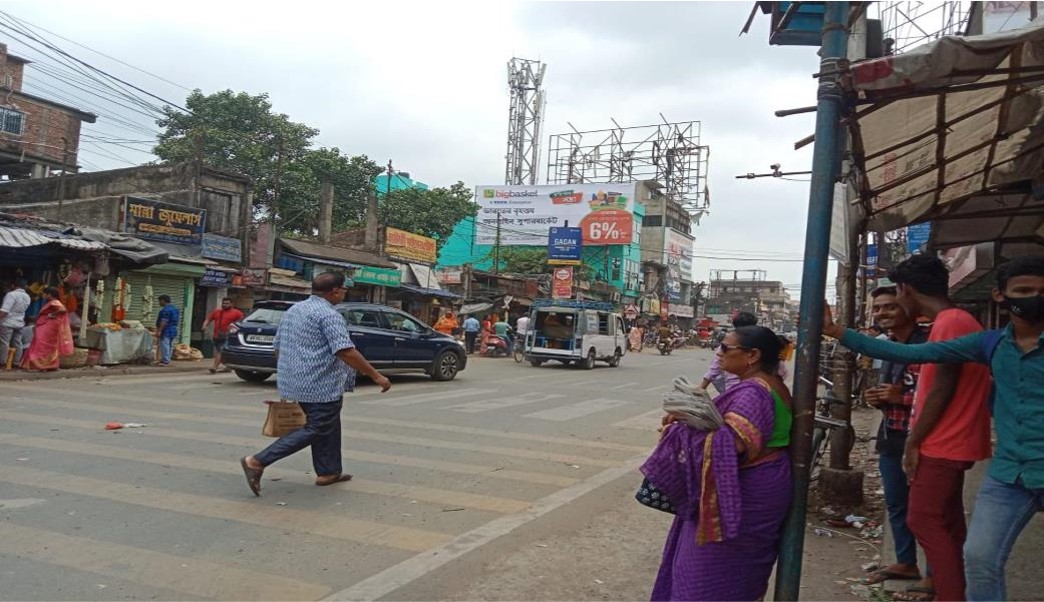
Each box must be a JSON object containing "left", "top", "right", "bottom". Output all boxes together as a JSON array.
[
  {"left": 154, "top": 89, "right": 380, "bottom": 235},
  {"left": 379, "top": 181, "right": 477, "bottom": 249},
  {"left": 500, "top": 247, "right": 548, "bottom": 274}
]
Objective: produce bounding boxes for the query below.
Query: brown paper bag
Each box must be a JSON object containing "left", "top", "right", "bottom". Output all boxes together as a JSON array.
[{"left": 262, "top": 400, "right": 307, "bottom": 437}]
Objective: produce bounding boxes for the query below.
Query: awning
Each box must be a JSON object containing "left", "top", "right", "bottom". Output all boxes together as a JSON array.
[
  {"left": 848, "top": 20, "right": 1044, "bottom": 232},
  {"left": 0, "top": 225, "right": 108, "bottom": 251},
  {"left": 73, "top": 227, "right": 168, "bottom": 265},
  {"left": 459, "top": 302, "right": 493, "bottom": 315},
  {"left": 279, "top": 238, "right": 397, "bottom": 269},
  {"left": 399, "top": 283, "right": 461, "bottom": 299}
]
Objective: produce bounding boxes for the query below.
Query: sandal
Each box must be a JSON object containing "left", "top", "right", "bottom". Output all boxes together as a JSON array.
[
  {"left": 315, "top": 473, "right": 353, "bottom": 486},
  {"left": 861, "top": 568, "right": 921, "bottom": 585},
  {"left": 240, "top": 456, "right": 263, "bottom": 497},
  {"left": 892, "top": 586, "right": 936, "bottom": 601}
]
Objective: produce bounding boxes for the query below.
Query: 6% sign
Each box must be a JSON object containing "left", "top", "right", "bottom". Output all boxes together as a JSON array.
[{"left": 581, "top": 210, "right": 632, "bottom": 244}]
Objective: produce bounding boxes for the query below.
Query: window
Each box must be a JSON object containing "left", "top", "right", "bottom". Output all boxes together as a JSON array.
[
  {"left": 343, "top": 309, "right": 384, "bottom": 328},
  {"left": 243, "top": 306, "right": 288, "bottom": 326},
  {"left": 384, "top": 311, "right": 426, "bottom": 333},
  {"left": 642, "top": 215, "right": 662, "bottom": 227},
  {"left": 0, "top": 108, "right": 25, "bottom": 135}
]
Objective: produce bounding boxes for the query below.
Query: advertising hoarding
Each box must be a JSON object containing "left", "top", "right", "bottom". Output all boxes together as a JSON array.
[
  {"left": 552, "top": 266, "right": 574, "bottom": 299},
  {"left": 385, "top": 227, "right": 437, "bottom": 264},
  {"left": 476, "top": 183, "right": 636, "bottom": 246},
  {"left": 664, "top": 228, "right": 694, "bottom": 283}
]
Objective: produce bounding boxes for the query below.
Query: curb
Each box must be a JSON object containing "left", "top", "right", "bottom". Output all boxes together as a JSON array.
[{"left": 0, "top": 361, "right": 211, "bottom": 382}]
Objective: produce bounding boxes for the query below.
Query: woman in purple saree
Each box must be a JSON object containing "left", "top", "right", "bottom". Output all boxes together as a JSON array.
[{"left": 644, "top": 326, "right": 793, "bottom": 601}]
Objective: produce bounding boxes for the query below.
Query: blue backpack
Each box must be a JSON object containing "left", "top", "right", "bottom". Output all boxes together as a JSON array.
[{"left": 981, "top": 329, "right": 1005, "bottom": 415}]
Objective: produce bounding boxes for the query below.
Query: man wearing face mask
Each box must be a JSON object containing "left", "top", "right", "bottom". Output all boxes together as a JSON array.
[{"left": 824, "top": 255, "right": 1044, "bottom": 601}]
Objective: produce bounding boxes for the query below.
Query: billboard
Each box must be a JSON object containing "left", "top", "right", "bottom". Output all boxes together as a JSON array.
[
  {"left": 548, "top": 226, "right": 582, "bottom": 264},
  {"left": 664, "top": 228, "right": 694, "bottom": 283},
  {"left": 385, "top": 227, "right": 437, "bottom": 264},
  {"left": 475, "top": 183, "right": 636, "bottom": 246}
]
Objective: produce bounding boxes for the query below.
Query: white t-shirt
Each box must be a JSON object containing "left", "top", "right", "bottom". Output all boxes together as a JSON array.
[
  {"left": 0, "top": 288, "right": 31, "bottom": 328},
  {"left": 516, "top": 316, "right": 530, "bottom": 334}
]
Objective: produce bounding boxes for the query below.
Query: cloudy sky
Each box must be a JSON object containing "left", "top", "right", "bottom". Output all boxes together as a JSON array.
[{"left": 4, "top": 1, "right": 832, "bottom": 295}]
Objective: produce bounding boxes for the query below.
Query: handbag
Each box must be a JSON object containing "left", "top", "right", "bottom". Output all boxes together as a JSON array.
[
  {"left": 262, "top": 400, "right": 307, "bottom": 438},
  {"left": 635, "top": 477, "right": 676, "bottom": 514}
]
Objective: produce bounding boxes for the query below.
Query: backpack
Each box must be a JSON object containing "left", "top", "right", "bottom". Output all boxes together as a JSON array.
[{"left": 980, "top": 328, "right": 1005, "bottom": 415}]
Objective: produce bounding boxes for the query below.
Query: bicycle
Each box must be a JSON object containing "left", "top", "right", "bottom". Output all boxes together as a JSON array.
[
  {"left": 810, "top": 375, "right": 856, "bottom": 481},
  {"left": 513, "top": 333, "right": 525, "bottom": 363}
]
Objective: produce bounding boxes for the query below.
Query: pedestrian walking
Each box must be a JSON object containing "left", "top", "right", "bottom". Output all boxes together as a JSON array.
[
  {"left": 645, "top": 326, "right": 792, "bottom": 600},
  {"left": 155, "top": 294, "right": 180, "bottom": 366},
  {"left": 20, "top": 287, "right": 74, "bottom": 372},
  {"left": 825, "top": 255, "right": 1044, "bottom": 602},
  {"left": 239, "top": 272, "right": 391, "bottom": 496},
  {"left": 462, "top": 314, "right": 481, "bottom": 354},
  {"left": 0, "top": 279, "right": 30, "bottom": 369},
  {"left": 859, "top": 286, "right": 932, "bottom": 598},
  {"left": 203, "top": 297, "right": 244, "bottom": 374}
]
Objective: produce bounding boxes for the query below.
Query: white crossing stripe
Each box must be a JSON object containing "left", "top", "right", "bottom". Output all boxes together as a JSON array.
[
  {"left": 523, "top": 398, "right": 632, "bottom": 422},
  {"left": 365, "top": 388, "right": 495, "bottom": 407},
  {"left": 446, "top": 392, "right": 566, "bottom": 413},
  {"left": 611, "top": 409, "right": 665, "bottom": 431}
]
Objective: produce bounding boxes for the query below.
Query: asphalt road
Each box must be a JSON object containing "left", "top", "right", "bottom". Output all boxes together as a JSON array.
[{"left": 0, "top": 346, "right": 714, "bottom": 601}]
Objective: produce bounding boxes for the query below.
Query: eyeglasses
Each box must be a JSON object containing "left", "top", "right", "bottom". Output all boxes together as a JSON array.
[{"left": 718, "top": 343, "right": 750, "bottom": 353}]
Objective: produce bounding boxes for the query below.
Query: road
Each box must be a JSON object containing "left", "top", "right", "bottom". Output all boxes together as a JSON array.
[{"left": 0, "top": 346, "right": 710, "bottom": 601}]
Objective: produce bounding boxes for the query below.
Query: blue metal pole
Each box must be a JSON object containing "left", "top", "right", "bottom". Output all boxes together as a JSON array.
[{"left": 773, "top": 2, "right": 849, "bottom": 600}]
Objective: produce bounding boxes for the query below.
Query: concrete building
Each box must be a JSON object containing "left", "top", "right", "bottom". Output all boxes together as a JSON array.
[
  {"left": 639, "top": 181, "right": 697, "bottom": 321},
  {"left": 706, "top": 270, "right": 791, "bottom": 329},
  {"left": 0, "top": 43, "right": 97, "bottom": 180}
]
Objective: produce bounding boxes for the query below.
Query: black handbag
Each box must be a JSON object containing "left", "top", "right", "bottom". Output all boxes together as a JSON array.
[{"left": 635, "top": 477, "right": 676, "bottom": 514}]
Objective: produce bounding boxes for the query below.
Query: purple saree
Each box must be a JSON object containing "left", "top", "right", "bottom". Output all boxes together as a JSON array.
[{"left": 642, "top": 380, "right": 792, "bottom": 601}]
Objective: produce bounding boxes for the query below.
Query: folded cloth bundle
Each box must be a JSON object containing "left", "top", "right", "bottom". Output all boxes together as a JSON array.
[{"left": 661, "top": 376, "right": 724, "bottom": 431}]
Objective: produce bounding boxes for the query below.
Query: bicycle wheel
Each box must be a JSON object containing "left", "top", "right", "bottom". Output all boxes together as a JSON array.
[{"left": 513, "top": 345, "right": 525, "bottom": 363}]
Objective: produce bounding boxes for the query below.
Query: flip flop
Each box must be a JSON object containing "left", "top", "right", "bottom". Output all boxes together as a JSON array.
[
  {"left": 861, "top": 569, "right": 921, "bottom": 585},
  {"left": 892, "top": 586, "right": 936, "bottom": 601},
  {"left": 240, "top": 456, "right": 263, "bottom": 497},
  {"left": 315, "top": 473, "right": 353, "bottom": 486}
]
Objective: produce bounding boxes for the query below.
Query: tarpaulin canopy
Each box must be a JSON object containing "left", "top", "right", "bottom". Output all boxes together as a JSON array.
[
  {"left": 0, "top": 225, "right": 108, "bottom": 251},
  {"left": 848, "top": 19, "right": 1044, "bottom": 234},
  {"left": 70, "top": 226, "right": 169, "bottom": 265}
]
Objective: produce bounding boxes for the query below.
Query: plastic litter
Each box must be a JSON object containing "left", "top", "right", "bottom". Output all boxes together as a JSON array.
[
  {"left": 812, "top": 528, "right": 835, "bottom": 538},
  {"left": 104, "top": 422, "right": 124, "bottom": 430},
  {"left": 124, "top": 423, "right": 147, "bottom": 428}
]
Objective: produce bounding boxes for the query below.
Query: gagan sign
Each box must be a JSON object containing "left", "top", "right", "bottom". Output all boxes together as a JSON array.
[{"left": 475, "top": 183, "right": 636, "bottom": 246}]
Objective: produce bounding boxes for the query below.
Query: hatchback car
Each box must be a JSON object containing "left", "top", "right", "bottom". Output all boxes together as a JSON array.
[{"left": 222, "top": 301, "right": 467, "bottom": 383}]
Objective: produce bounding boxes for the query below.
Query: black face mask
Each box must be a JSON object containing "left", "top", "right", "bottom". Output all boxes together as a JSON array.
[{"left": 1000, "top": 295, "right": 1044, "bottom": 322}]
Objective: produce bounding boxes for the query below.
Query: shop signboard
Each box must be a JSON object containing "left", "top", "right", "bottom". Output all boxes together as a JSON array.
[
  {"left": 200, "top": 268, "right": 233, "bottom": 288},
  {"left": 238, "top": 268, "right": 268, "bottom": 288},
  {"left": 385, "top": 227, "right": 437, "bottom": 264},
  {"left": 551, "top": 266, "right": 573, "bottom": 299},
  {"left": 547, "top": 226, "right": 583, "bottom": 265},
  {"left": 202, "top": 233, "right": 242, "bottom": 262},
  {"left": 123, "top": 197, "right": 206, "bottom": 245},
  {"left": 671, "top": 305, "right": 695, "bottom": 318},
  {"left": 476, "top": 183, "right": 636, "bottom": 246},
  {"left": 437, "top": 267, "right": 462, "bottom": 284},
  {"left": 907, "top": 223, "right": 931, "bottom": 254},
  {"left": 353, "top": 265, "right": 402, "bottom": 287}
]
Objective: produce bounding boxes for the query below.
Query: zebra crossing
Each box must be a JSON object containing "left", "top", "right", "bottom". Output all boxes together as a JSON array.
[{"left": 0, "top": 351, "right": 714, "bottom": 600}]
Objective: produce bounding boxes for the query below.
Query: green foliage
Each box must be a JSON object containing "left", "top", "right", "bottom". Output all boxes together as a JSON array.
[
  {"left": 154, "top": 89, "right": 381, "bottom": 235},
  {"left": 500, "top": 247, "right": 549, "bottom": 274},
  {"left": 379, "top": 181, "right": 477, "bottom": 249}
]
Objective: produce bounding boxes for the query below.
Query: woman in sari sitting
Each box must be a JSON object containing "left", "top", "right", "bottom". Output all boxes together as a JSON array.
[
  {"left": 22, "top": 287, "right": 75, "bottom": 372},
  {"left": 644, "top": 326, "right": 793, "bottom": 601}
]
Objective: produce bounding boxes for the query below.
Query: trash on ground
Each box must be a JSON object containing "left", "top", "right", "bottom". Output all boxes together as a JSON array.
[
  {"left": 442, "top": 507, "right": 466, "bottom": 512},
  {"left": 276, "top": 502, "right": 288, "bottom": 506},
  {"left": 104, "top": 422, "right": 124, "bottom": 430},
  {"left": 124, "top": 423, "right": 147, "bottom": 428},
  {"left": 812, "top": 528, "right": 835, "bottom": 538}
]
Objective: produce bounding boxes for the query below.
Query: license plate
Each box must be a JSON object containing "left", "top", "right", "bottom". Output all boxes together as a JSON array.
[{"left": 246, "top": 334, "right": 274, "bottom": 343}]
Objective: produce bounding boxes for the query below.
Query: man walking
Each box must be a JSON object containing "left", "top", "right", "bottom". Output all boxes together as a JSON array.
[
  {"left": 155, "top": 294, "right": 180, "bottom": 366},
  {"left": 860, "top": 287, "right": 932, "bottom": 597},
  {"left": 203, "top": 297, "right": 244, "bottom": 374},
  {"left": 0, "top": 279, "right": 30, "bottom": 369},
  {"left": 825, "top": 256, "right": 1044, "bottom": 601},
  {"left": 825, "top": 254, "right": 992, "bottom": 601},
  {"left": 462, "top": 314, "right": 481, "bottom": 354},
  {"left": 240, "top": 272, "right": 391, "bottom": 496}
]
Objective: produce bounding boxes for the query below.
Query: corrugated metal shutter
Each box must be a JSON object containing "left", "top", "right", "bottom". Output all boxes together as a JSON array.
[{"left": 123, "top": 272, "right": 189, "bottom": 340}]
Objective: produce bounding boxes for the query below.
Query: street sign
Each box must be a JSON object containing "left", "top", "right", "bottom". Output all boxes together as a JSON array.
[
  {"left": 548, "top": 226, "right": 582, "bottom": 265},
  {"left": 624, "top": 304, "right": 639, "bottom": 320}
]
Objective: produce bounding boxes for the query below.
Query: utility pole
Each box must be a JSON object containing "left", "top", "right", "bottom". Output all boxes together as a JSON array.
[
  {"left": 56, "top": 137, "right": 70, "bottom": 220},
  {"left": 774, "top": 3, "right": 849, "bottom": 600},
  {"left": 318, "top": 181, "right": 334, "bottom": 244},
  {"left": 271, "top": 135, "right": 285, "bottom": 230},
  {"left": 493, "top": 211, "right": 502, "bottom": 274},
  {"left": 386, "top": 159, "right": 394, "bottom": 198}
]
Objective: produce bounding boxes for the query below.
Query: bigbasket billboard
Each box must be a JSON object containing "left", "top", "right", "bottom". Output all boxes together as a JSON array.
[{"left": 475, "top": 183, "right": 637, "bottom": 246}]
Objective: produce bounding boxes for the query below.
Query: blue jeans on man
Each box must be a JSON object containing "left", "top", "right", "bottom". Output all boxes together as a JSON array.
[
  {"left": 879, "top": 438, "right": 919, "bottom": 567},
  {"left": 254, "top": 399, "right": 344, "bottom": 476},
  {"left": 964, "top": 475, "right": 1044, "bottom": 601},
  {"left": 159, "top": 336, "right": 175, "bottom": 365}
]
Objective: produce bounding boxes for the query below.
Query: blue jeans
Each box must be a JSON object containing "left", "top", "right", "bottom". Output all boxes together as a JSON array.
[
  {"left": 879, "top": 442, "right": 919, "bottom": 567},
  {"left": 964, "top": 474, "right": 1044, "bottom": 601},
  {"left": 254, "top": 399, "right": 343, "bottom": 476},
  {"left": 159, "top": 336, "right": 175, "bottom": 364}
]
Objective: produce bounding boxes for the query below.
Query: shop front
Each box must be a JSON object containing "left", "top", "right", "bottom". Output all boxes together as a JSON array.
[{"left": 389, "top": 262, "right": 461, "bottom": 324}]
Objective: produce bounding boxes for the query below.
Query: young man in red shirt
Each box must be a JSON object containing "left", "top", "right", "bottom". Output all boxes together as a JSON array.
[
  {"left": 832, "top": 255, "right": 991, "bottom": 601},
  {"left": 203, "top": 297, "right": 244, "bottom": 374}
]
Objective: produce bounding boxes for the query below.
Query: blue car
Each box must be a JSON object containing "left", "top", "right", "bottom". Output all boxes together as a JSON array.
[{"left": 222, "top": 301, "right": 467, "bottom": 383}]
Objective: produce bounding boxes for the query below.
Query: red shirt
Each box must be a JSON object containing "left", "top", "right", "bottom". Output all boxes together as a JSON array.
[
  {"left": 913, "top": 308, "right": 992, "bottom": 462},
  {"left": 208, "top": 307, "right": 244, "bottom": 337}
]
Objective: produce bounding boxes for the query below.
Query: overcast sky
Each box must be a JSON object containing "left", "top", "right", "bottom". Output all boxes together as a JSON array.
[{"left": 5, "top": 1, "right": 833, "bottom": 295}]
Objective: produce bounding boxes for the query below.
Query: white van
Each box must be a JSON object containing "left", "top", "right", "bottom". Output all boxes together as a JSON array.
[{"left": 522, "top": 300, "right": 627, "bottom": 369}]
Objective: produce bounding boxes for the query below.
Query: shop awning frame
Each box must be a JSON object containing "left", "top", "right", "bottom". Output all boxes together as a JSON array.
[{"left": 398, "top": 283, "right": 462, "bottom": 299}]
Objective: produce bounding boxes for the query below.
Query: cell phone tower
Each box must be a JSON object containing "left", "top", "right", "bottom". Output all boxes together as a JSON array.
[{"left": 504, "top": 58, "right": 547, "bottom": 185}]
